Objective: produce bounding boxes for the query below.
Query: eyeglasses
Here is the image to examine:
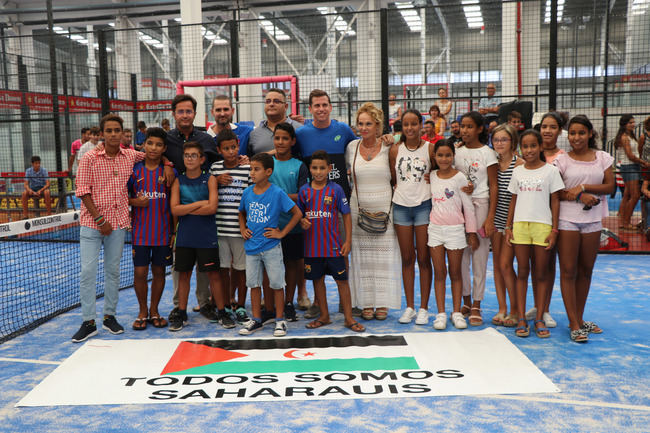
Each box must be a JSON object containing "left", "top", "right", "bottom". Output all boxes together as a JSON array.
[
  {"left": 183, "top": 153, "right": 200, "bottom": 160},
  {"left": 175, "top": 109, "right": 194, "bottom": 115},
  {"left": 492, "top": 138, "right": 511, "bottom": 144},
  {"left": 265, "top": 99, "right": 285, "bottom": 105}
]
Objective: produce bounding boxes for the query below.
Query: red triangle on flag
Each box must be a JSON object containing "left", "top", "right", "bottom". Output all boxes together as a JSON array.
[{"left": 161, "top": 341, "right": 248, "bottom": 375}]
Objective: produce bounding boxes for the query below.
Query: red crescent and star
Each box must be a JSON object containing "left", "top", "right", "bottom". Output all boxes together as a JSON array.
[{"left": 283, "top": 349, "right": 316, "bottom": 359}]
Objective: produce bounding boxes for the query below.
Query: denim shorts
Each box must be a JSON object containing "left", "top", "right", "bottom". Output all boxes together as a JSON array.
[
  {"left": 393, "top": 199, "right": 432, "bottom": 226},
  {"left": 619, "top": 163, "right": 640, "bottom": 182},
  {"left": 246, "top": 243, "right": 285, "bottom": 289}
]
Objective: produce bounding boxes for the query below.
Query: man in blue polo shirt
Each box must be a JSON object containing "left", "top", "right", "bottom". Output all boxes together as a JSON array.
[
  {"left": 295, "top": 89, "right": 357, "bottom": 199},
  {"left": 207, "top": 95, "right": 253, "bottom": 156}
]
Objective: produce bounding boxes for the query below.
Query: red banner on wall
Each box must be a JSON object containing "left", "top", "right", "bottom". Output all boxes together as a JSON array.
[
  {"left": 109, "top": 100, "right": 135, "bottom": 111},
  {"left": 136, "top": 100, "right": 172, "bottom": 111},
  {"left": 68, "top": 96, "right": 102, "bottom": 112},
  {"left": 0, "top": 90, "right": 23, "bottom": 109},
  {"left": 24, "top": 92, "right": 67, "bottom": 112}
]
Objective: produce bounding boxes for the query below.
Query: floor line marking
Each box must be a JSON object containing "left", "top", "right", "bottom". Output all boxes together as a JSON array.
[
  {"left": 0, "top": 357, "right": 61, "bottom": 365},
  {"left": 486, "top": 395, "right": 650, "bottom": 412}
]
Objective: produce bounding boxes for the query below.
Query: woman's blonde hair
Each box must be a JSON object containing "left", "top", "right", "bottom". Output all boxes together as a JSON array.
[
  {"left": 356, "top": 102, "right": 384, "bottom": 136},
  {"left": 491, "top": 123, "right": 519, "bottom": 152}
]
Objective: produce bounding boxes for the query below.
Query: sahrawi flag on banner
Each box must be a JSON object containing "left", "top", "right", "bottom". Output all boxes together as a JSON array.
[{"left": 17, "top": 330, "right": 559, "bottom": 406}]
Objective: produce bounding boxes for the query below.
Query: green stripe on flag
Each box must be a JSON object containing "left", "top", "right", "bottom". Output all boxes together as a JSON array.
[{"left": 167, "top": 356, "right": 419, "bottom": 375}]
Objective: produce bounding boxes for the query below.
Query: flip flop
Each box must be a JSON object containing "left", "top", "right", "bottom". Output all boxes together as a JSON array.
[
  {"left": 149, "top": 315, "right": 168, "bottom": 328},
  {"left": 132, "top": 317, "right": 147, "bottom": 330},
  {"left": 361, "top": 308, "right": 375, "bottom": 321},
  {"left": 345, "top": 321, "right": 365, "bottom": 333},
  {"left": 515, "top": 319, "right": 530, "bottom": 337},
  {"left": 491, "top": 312, "right": 506, "bottom": 326},
  {"left": 503, "top": 314, "right": 518, "bottom": 327},
  {"left": 305, "top": 319, "right": 331, "bottom": 329}
]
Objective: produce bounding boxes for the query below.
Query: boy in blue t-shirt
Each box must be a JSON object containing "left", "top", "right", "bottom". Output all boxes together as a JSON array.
[
  {"left": 169, "top": 141, "right": 235, "bottom": 331},
  {"left": 238, "top": 152, "right": 302, "bottom": 337},
  {"left": 128, "top": 127, "right": 176, "bottom": 330},
  {"left": 210, "top": 129, "right": 251, "bottom": 324},
  {"left": 298, "top": 151, "right": 364, "bottom": 332},
  {"left": 268, "top": 123, "right": 309, "bottom": 322}
]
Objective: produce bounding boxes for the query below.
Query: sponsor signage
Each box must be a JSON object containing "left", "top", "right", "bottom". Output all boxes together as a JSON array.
[
  {"left": 109, "top": 99, "right": 135, "bottom": 111},
  {"left": 136, "top": 100, "right": 172, "bottom": 111},
  {"left": 0, "top": 211, "right": 79, "bottom": 237},
  {"left": 0, "top": 90, "right": 23, "bottom": 109},
  {"left": 68, "top": 96, "right": 102, "bottom": 112},
  {"left": 17, "top": 330, "right": 558, "bottom": 406}
]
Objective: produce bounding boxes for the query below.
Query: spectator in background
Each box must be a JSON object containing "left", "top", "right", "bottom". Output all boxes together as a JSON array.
[
  {"left": 615, "top": 114, "right": 647, "bottom": 232},
  {"left": 247, "top": 88, "right": 303, "bottom": 156},
  {"left": 22, "top": 155, "right": 52, "bottom": 218},
  {"left": 448, "top": 120, "right": 463, "bottom": 147},
  {"left": 555, "top": 111, "right": 571, "bottom": 152},
  {"left": 207, "top": 95, "right": 253, "bottom": 156},
  {"left": 429, "top": 104, "right": 447, "bottom": 136},
  {"left": 437, "top": 87, "right": 453, "bottom": 120},
  {"left": 487, "top": 120, "right": 499, "bottom": 148},
  {"left": 77, "top": 126, "right": 101, "bottom": 162},
  {"left": 135, "top": 121, "right": 147, "bottom": 150},
  {"left": 507, "top": 111, "right": 523, "bottom": 131},
  {"left": 161, "top": 118, "right": 171, "bottom": 132},
  {"left": 388, "top": 94, "right": 402, "bottom": 128},
  {"left": 68, "top": 127, "right": 90, "bottom": 174},
  {"left": 392, "top": 119, "right": 402, "bottom": 142},
  {"left": 478, "top": 83, "right": 501, "bottom": 123},
  {"left": 422, "top": 120, "right": 444, "bottom": 144},
  {"left": 121, "top": 128, "right": 133, "bottom": 149}
]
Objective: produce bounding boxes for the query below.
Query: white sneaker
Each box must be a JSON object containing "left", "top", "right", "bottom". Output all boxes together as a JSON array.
[
  {"left": 433, "top": 312, "right": 447, "bottom": 330},
  {"left": 451, "top": 312, "right": 467, "bottom": 329},
  {"left": 273, "top": 320, "right": 287, "bottom": 337},
  {"left": 525, "top": 307, "right": 537, "bottom": 321},
  {"left": 415, "top": 308, "right": 429, "bottom": 325},
  {"left": 398, "top": 307, "right": 417, "bottom": 324},
  {"left": 543, "top": 312, "right": 557, "bottom": 328}
]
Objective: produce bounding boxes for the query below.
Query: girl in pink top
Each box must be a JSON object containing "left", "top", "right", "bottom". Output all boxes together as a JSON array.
[
  {"left": 555, "top": 115, "right": 615, "bottom": 342},
  {"left": 428, "top": 140, "right": 479, "bottom": 330}
]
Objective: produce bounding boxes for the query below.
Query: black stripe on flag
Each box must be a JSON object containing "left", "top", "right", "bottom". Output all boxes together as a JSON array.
[{"left": 187, "top": 335, "right": 407, "bottom": 351}]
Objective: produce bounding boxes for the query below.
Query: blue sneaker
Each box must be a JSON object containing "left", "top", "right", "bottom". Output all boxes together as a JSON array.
[{"left": 235, "top": 307, "right": 250, "bottom": 324}]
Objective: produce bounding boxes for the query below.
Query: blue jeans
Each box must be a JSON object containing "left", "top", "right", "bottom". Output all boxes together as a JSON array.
[{"left": 79, "top": 226, "right": 126, "bottom": 321}]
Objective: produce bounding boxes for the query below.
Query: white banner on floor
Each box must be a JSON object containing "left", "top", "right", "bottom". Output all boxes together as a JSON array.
[{"left": 17, "top": 328, "right": 558, "bottom": 406}]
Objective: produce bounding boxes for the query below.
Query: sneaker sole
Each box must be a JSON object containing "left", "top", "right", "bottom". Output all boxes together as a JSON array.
[
  {"left": 273, "top": 332, "right": 287, "bottom": 337},
  {"left": 220, "top": 322, "right": 236, "bottom": 329},
  {"left": 102, "top": 325, "right": 124, "bottom": 335},
  {"left": 71, "top": 329, "right": 98, "bottom": 343},
  {"left": 239, "top": 328, "right": 262, "bottom": 335}
]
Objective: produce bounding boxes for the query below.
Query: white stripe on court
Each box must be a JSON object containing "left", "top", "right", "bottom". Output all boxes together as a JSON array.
[
  {"left": 487, "top": 394, "right": 650, "bottom": 412},
  {"left": 0, "top": 357, "right": 61, "bottom": 365}
]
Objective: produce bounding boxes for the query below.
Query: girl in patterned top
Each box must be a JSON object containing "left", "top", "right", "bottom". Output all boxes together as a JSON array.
[
  {"left": 389, "top": 109, "right": 435, "bottom": 325},
  {"left": 490, "top": 124, "right": 522, "bottom": 328}
]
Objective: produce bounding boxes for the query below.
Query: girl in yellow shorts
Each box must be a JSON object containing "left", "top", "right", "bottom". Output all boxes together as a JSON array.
[{"left": 505, "top": 130, "right": 564, "bottom": 338}]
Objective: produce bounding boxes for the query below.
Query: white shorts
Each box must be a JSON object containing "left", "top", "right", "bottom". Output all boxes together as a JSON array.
[
  {"left": 427, "top": 223, "right": 467, "bottom": 250},
  {"left": 218, "top": 236, "right": 246, "bottom": 271},
  {"left": 558, "top": 220, "right": 602, "bottom": 234}
]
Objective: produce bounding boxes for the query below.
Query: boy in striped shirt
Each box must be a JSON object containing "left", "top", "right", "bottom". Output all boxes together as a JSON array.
[
  {"left": 298, "top": 151, "right": 364, "bottom": 332},
  {"left": 210, "top": 129, "right": 250, "bottom": 324},
  {"left": 128, "top": 127, "right": 176, "bottom": 330}
]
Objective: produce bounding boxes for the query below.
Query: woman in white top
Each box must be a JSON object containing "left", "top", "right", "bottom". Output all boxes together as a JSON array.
[
  {"left": 615, "top": 114, "right": 647, "bottom": 232},
  {"left": 389, "top": 109, "right": 435, "bottom": 325},
  {"left": 388, "top": 94, "right": 402, "bottom": 129},
  {"left": 437, "top": 87, "right": 453, "bottom": 120},
  {"left": 346, "top": 103, "right": 401, "bottom": 321}
]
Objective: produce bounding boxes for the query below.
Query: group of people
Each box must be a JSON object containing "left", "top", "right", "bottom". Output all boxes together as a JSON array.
[{"left": 70, "top": 86, "right": 617, "bottom": 345}]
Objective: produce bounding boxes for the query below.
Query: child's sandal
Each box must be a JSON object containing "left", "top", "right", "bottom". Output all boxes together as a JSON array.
[
  {"left": 534, "top": 319, "right": 550, "bottom": 338},
  {"left": 515, "top": 319, "right": 530, "bottom": 337}
]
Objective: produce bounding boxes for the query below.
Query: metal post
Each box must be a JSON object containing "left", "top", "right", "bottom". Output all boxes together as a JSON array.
[
  {"left": 131, "top": 73, "right": 138, "bottom": 131},
  {"left": 534, "top": 84, "right": 539, "bottom": 112},
  {"left": 347, "top": 91, "right": 352, "bottom": 127},
  {"left": 97, "top": 29, "right": 110, "bottom": 116},
  {"left": 0, "top": 25, "right": 8, "bottom": 89},
  {"left": 18, "top": 56, "right": 33, "bottom": 169},
  {"left": 47, "top": 0, "right": 66, "bottom": 212},
  {"left": 62, "top": 63, "right": 72, "bottom": 158},
  {"left": 230, "top": 15, "right": 240, "bottom": 118},
  {"left": 601, "top": 0, "right": 610, "bottom": 149},
  {"left": 380, "top": 8, "right": 389, "bottom": 134},
  {"left": 469, "top": 87, "right": 473, "bottom": 111},
  {"left": 549, "top": 0, "right": 558, "bottom": 110}
]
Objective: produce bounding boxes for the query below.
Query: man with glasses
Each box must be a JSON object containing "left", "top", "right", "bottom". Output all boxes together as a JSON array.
[
  {"left": 207, "top": 95, "right": 253, "bottom": 156},
  {"left": 164, "top": 93, "right": 220, "bottom": 322},
  {"left": 247, "top": 88, "right": 303, "bottom": 156}
]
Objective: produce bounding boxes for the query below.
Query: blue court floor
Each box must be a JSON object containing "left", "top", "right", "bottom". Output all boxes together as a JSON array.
[{"left": 0, "top": 254, "right": 649, "bottom": 433}]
